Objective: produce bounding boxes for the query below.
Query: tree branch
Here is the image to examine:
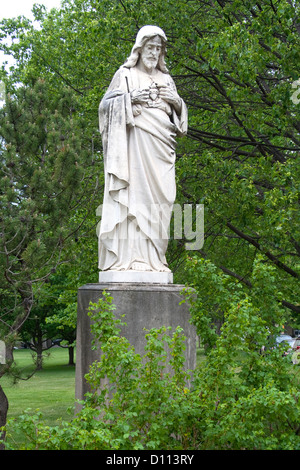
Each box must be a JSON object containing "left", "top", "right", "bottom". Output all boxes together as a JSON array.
[{"left": 226, "top": 222, "right": 299, "bottom": 279}]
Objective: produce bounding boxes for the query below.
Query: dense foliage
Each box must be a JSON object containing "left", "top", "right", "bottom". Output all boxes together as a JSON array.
[{"left": 2, "top": 292, "right": 300, "bottom": 450}]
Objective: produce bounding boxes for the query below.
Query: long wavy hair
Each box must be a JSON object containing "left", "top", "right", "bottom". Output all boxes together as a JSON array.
[{"left": 124, "top": 25, "right": 168, "bottom": 73}]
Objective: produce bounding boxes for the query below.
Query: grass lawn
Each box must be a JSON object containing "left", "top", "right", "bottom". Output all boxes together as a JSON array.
[{"left": 1, "top": 347, "right": 76, "bottom": 427}]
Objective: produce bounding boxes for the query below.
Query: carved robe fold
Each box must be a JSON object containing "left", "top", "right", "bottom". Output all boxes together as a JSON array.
[{"left": 98, "top": 65, "right": 188, "bottom": 271}]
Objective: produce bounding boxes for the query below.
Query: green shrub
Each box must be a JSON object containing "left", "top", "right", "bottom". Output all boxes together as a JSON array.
[{"left": 2, "top": 288, "right": 300, "bottom": 450}]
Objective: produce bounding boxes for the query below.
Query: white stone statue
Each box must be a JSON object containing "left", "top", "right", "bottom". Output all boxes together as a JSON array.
[{"left": 98, "top": 25, "right": 188, "bottom": 277}]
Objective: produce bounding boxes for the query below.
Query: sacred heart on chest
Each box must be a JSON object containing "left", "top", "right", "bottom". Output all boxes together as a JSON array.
[{"left": 149, "top": 83, "right": 159, "bottom": 101}]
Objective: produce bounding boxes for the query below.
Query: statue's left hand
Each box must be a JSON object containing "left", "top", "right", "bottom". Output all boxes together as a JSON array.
[{"left": 158, "top": 86, "right": 181, "bottom": 113}]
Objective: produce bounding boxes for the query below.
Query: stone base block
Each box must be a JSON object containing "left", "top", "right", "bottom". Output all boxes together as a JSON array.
[
  {"left": 75, "top": 283, "right": 196, "bottom": 403},
  {"left": 99, "top": 270, "right": 173, "bottom": 284}
]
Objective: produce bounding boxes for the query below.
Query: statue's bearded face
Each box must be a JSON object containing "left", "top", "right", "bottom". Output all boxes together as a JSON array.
[{"left": 139, "top": 36, "right": 162, "bottom": 72}]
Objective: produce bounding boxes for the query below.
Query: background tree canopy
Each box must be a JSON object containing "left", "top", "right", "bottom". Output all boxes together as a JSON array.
[
  {"left": 0, "top": 0, "right": 299, "bottom": 448},
  {"left": 2, "top": 0, "right": 295, "bottom": 314}
]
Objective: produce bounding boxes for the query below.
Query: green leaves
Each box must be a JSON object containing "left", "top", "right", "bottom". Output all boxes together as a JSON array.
[
  {"left": 3, "top": 283, "right": 300, "bottom": 450},
  {"left": 0, "top": 76, "right": 99, "bottom": 364},
  {"left": 1, "top": 0, "right": 299, "bottom": 314},
  {"left": 0, "top": 0, "right": 299, "bottom": 450}
]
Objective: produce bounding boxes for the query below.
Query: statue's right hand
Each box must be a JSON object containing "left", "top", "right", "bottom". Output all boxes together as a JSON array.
[{"left": 130, "top": 89, "right": 149, "bottom": 105}]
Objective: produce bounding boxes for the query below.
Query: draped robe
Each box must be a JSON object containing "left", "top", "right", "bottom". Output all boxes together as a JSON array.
[{"left": 98, "top": 65, "right": 188, "bottom": 271}]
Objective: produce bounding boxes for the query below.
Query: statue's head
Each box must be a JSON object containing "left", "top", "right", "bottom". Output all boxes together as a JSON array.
[{"left": 124, "top": 25, "right": 168, "bottom": 73}]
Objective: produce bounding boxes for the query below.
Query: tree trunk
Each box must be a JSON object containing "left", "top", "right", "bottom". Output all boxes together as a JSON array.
[
  {"left": 35, "top": 343, "right": 43, "bottom": 371},
  {"left": 68, "top": 346, "right": 75, "bottom": 366},
  {"left": 33, "top": 321, "right": 44, "bottom": 370},
  {"left": 0, "top": 385, "right": 8, "bottom": 450},
  {"left": 0, "top": 343, "right": 13, "bottom": 450}
]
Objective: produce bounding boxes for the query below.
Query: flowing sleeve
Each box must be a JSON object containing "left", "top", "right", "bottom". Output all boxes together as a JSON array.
[
  {"left": 99, "top": 67, "right": 135, "bottom": 186},
  {"left": 168, "top": 76, "right": 188, "bottom": 137}
]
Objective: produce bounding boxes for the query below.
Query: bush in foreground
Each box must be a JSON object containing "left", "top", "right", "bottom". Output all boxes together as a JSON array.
[{"left": 1, "top": 290, "right": 300, "bottom": 450}]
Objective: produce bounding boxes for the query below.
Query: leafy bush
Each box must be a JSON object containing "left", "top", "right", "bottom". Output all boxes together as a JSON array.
[
  {"left": 1, "top": 292, "right": 200, "bottom": 450},
  {"left": 2, "top": 286, "right": 300, "bottom": 450}
]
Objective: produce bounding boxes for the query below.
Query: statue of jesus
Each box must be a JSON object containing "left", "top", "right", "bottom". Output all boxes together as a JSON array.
[{"left": 98, "top": 25, "right": 188, "bottom": 274}]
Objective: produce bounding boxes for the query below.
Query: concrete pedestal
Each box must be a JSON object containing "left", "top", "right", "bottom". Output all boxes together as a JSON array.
[{"left": 75, "top": 283, "right": 196, "bottom": 403}]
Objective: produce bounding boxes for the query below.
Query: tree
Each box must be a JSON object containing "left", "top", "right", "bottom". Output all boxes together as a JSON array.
[
  {"left": 0, "top": 0, "right": 299, "bottom": 447},
  {"left": 0, "top": 77, "right": 98, "bottom": 440},
  {"left": 20, "top": 304, "right": 58, "bottom": 371},
  {"left": 157, "top": 0, "right": 299, "bottom": 306},
  {"left": 3, "top": 0, "right": 297, "bottom": 313}
]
